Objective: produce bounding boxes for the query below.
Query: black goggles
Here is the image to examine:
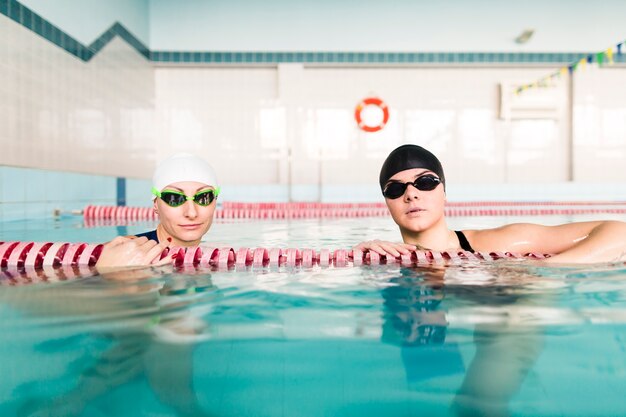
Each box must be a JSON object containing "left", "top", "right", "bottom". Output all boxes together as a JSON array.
[
  {"left": 382, "top": 175, "right": 441, "bottom": 199},
  {"left": 152, "top": 187, "right": 219, "bottom": 207}
]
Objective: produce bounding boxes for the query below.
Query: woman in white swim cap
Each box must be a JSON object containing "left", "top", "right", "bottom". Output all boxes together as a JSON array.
[
  {"left": 97, "top": 153, "right": 220, "bottom": 268},
  {"left": 138, "top": 153, "right": 220, "bottom": 246}
]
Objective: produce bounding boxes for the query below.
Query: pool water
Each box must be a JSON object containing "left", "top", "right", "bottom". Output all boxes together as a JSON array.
[{"left": 1, "top": 215, "right": 626, "bottom": 416}]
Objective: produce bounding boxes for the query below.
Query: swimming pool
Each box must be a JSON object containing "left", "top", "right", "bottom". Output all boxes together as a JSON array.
[{"left": 1, "top": 214, "right": 626, "bottom": 416}]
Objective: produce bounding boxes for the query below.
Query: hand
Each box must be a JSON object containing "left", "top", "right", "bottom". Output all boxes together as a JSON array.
[
  {"left": 96, "top": 236, "right": 173, "bottom": 270},
  {"left": 353, "top": 240, "right": 416, "bottom": 258}
]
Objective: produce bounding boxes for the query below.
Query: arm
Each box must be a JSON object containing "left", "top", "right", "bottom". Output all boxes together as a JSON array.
[
  {"left": 471, "top": 221, "right": 626, "bottom": 263},
  {"left": 542, "top": 221, "right": 626, "bottom": 263}
]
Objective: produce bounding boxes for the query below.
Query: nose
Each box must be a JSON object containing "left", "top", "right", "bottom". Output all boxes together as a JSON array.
[
  {"left": 183, "top": 200, "right": 198, "bottom": 219},
  {"left": 403, "top": 183, "right": 420, "bottom": 201}
]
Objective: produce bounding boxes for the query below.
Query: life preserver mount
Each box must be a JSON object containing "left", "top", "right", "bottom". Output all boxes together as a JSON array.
[{"left": 355, "top": 97, "right": 389, "bottom": 132}]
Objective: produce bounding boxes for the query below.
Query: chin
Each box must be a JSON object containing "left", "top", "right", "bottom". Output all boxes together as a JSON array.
[
  {"left": 402, "top": 219, "right": 433, "bottom": 233},
  {"left": 176, "top": 230, "right": 205, "bottom": 243}
]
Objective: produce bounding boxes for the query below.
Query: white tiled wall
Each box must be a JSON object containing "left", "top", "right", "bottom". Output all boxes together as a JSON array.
[
  {"left": 573, "top": 68, "right": 626, "bottom": 181},
  {"left": 154, "top": 67, "right": 281, "bottom": 186},
  {"left": 0, "top": 14, "right": 154, "bottom": 219},
  {"left": 0, "top": 15, "right": 155, "bottom": 178},
  {"left": 156, "top": 64, "right": 626, "bottom": 201}
]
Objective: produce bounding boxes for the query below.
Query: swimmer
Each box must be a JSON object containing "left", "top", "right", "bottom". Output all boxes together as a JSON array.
[
  {"left": 97, "top": 153, "right": 219, "bottom": 268},
  {"left": 354, "top": 144, "right": 626, "bottom": 264}
]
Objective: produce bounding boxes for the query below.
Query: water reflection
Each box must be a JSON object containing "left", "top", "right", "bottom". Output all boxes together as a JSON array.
[
  {"left": 1, "top": 267, "right": 217, "bottom": 417},
  {"left": 2, "top": 261, "right": 626, "bottom": 416},
  {"left": 380, "top": 265, "right": 544, "bottom": 417}
]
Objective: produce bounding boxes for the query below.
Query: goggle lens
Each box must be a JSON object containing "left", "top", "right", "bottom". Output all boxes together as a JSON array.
[
  {"left": 383, "top": 175, "right": 441, "bottom": 199},
  {"left": 193, "top": 190, "right": 215, "bottom": 206},
  {"left": 159, "top": 190, "right": 216, "bottom": 207}
]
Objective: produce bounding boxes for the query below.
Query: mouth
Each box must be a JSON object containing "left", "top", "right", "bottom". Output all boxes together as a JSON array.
[
  {"left": 179, "top": 224, "right": 202, "bottom": 230},
  {"left": 405, "top": 207, "right": 425, "bottom": 215}
]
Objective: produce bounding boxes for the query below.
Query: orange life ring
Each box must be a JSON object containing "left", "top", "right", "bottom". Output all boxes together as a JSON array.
[{"left": 355, "top": 97, "right": 389, "bottom": 132}]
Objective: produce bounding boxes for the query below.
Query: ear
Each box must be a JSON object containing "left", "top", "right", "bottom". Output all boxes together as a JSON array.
[{"left": 153, "top": 199, "right": 159, "bottom": 214}]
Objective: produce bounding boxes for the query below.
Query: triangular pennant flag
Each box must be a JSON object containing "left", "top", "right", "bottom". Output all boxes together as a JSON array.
[
  {"left": 560, "top": 67, "right": 568, "bottom": 77},
  {"left": 586, "top": 54, "right": 593, "bottom": 64},
  {"left": 617, "top": 43, "right": 623, "bottom": 55},
  {"left": 606, "top": 47, "right": 614, "bottom": 64},
  {"left": 596, "top": 52, "right": 604, "bottom": 65},
  {"left": 578, "top": 57, "right": 586, "bottom": 70}
]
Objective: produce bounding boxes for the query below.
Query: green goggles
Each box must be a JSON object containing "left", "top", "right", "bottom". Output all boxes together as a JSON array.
[{"left": 152, "top": 187, "right": 220, "bottom": 207}]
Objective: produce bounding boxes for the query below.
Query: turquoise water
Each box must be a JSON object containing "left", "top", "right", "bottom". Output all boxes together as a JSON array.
[{"left": 1, "top": 215, "right": 626, "bottom": 416}]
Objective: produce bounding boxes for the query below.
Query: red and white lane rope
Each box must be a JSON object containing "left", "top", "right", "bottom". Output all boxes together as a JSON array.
[
  {"left": 221, "top": 201, "right": 626, "bottom": 208},
  {"left": 0, "top": 240, "right": 549, "bottom": 281},
  {"left": 82, "top": 202, "right": 626, "bottom": 223},
  {"left": 83, "top": 205, "right": 159, "bottom": 222}
]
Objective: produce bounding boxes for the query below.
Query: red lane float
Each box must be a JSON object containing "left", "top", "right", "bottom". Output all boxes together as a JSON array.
[{"left": 81, "top": 202, "right": 626, "bottom": 224}]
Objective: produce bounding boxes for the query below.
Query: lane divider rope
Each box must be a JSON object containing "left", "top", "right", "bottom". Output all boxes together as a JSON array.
[
  {"left": 81, "top": 203, "right": 626, "bottom": 223},
  {"left": 220, "top": 201, "right": 626, "bottom": 208},
  {"left": 0, "top": 240, "right": 551, "bottom": 285}
]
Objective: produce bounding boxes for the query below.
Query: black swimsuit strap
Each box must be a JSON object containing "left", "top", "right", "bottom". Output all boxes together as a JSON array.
[
  {"left": 135, "top": 229, "right": 159, "bottom": 243},
  {"left": 454, "top": 230, "right": 475, "bottom": 253}
]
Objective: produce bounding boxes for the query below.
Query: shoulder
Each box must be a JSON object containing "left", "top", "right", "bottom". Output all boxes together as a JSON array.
[
  {"left": 460, "top": 225, "right": 535, "bottom": 253},
  {"left": 470, "top": 223, "right": 537, "bottom": 236},
  {"left": 466, "top": 223, "right": 556, "bottom": 239}
]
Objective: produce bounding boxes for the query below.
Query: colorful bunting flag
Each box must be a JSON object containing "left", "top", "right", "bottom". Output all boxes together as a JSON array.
[{"left": 515, "top": 39, "right": 623, "bottom": 96}]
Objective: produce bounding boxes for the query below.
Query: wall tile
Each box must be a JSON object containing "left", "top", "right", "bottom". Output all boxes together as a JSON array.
[
  {"left": 23, "top": 167, "right": 47, "bottom": 202},
  {"left": 1, "top": 167, "right": 26, "bottom": 203}
]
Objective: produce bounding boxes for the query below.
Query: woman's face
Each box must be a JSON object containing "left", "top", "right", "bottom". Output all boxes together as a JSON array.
[
  {"left": 383, "top": 168, "right": 446, "bottom": 235},
  {"left": 154, "top": 181, "right": 217, "bottom": 246}
]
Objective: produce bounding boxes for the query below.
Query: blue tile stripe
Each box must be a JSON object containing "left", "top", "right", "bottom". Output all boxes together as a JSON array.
[
  {"left": 150, "top": 50, "right": 625, "bottom": 64},
  {"left": 1, "top": 0, "right": 150, "bottom": 61},
  {"left": 2, "top": 0, "right": 625, "bottom": 65}
]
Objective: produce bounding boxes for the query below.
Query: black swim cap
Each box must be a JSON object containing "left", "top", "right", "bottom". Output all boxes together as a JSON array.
[{"left": 379, "top": 145, "right": 445, "bottom": 190}]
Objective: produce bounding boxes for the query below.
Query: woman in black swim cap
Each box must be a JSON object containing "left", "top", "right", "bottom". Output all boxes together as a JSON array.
[{"left": 356, "top": 144, "right": 626, "bottom": 263}]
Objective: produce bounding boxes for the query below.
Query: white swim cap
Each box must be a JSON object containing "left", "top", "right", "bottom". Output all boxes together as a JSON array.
[{"left": 152, "top": 153, "right": 218, "bottom": 198}]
